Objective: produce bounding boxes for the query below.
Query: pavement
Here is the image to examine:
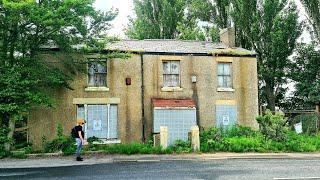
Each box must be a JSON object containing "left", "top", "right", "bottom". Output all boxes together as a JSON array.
[{"left": 2, "top": 152, "right": 320, "bottom": 169}]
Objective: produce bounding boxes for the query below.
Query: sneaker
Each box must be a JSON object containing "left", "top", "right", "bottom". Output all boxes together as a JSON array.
[{"left": 76, "top": 157, "right": 83, "bottom": 161}]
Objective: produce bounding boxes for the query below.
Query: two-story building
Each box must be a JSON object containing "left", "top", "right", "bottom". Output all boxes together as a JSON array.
[{"left": 28, "top": 28, "right": 259, "bottom": 148}]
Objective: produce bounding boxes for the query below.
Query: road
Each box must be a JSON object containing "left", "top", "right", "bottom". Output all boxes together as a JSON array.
[{"left": 1, "top": 158, "right": 320, "bottom": 180}]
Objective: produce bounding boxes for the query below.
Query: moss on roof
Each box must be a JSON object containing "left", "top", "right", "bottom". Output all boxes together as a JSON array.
[{"left": 210, "top": 48, "right": 256, "bottom": 56}]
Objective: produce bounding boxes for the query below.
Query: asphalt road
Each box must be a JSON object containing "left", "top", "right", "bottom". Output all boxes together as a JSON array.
[{"left": 1, "top": 158, "right": 320, "bottom": 180}]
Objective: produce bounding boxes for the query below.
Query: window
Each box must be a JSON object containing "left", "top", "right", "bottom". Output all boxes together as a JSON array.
[
  {"left": 88, "top": 59, "right": 107, "bottom": 87},
  {"left": 76, "top": 104, "right": 118, "bottom": 139},
  {"left": 163, "top": 61, "right": 180, "bottom": 87},
  {"left": 216, "top": 105, "right": 237, "bottom": 127},
  {"left": 217, "top": 63, "right": 232, "bottom": 88}
]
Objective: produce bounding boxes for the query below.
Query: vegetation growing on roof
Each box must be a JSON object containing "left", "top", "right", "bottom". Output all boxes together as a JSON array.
[{"left": 210, "top": 48, "right": 256, "bottom": 56}]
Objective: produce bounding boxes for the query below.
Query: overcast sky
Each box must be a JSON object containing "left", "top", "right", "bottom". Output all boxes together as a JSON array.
[{"left": 93, "top": 0, "right": 311, "bottom": 42}]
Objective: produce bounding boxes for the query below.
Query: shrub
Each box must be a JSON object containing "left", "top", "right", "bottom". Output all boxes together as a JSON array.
[
  {"left": 225, "top": 125, "right": 258, "bottom": 138},
  {"left": 169, "top": 140, "right": 192, "bottom": 153},
  {"left": 256, "top": 110, "right": 288, "bottom": 141},
  {"left": 224, "top": 137, "right": 262, "bottom": 152},
  {"left": 44, "top": 124, "right": 75, "bottom": 155},
  {"left": 86, "top": 136, "right": 103, "bottom": 151}
]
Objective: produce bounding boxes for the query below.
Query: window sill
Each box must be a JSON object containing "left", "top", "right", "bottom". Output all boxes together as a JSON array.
[
  {"left": 85, "top": 87, "right": 109, "bottom": 92},
  {"left": 217, "top": 87, "right": 235, "bottom": 92},
  {"left": 161, "top": 87, "right": 183, "bottom": 92}
]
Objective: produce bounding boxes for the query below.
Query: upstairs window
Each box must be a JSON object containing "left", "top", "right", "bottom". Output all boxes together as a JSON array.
[
  {"left": 163, "top": 61, "right": 180, "bottom": 87},
  {"left": 88, "top": 59, "right": 107, "bottom": 87},
  {"left": 218, "top": 63, "right": 232, "bottom": 88}
]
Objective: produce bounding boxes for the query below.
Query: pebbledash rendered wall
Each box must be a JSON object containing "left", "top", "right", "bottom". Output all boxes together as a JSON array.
[{"left": 28, "top": 53, "right": 258, "bottom": 149}]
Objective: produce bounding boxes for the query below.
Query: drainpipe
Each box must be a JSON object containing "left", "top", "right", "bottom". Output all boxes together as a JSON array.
[{"left": 140, "top": 53, "right": 146, "bottom": 142}]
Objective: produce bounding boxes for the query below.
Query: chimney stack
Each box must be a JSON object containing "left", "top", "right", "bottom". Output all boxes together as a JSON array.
[{"left": 220, "top": 27, "right": 235, "bottom": 47}]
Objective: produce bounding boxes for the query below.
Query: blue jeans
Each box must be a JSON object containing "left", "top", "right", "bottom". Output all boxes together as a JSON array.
[{"left": 75, "top": 138, "right": 82, "bottom": 158}]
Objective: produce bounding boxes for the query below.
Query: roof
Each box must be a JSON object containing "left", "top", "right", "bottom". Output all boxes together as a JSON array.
[
  {"left": 106, "top": 39, "right": 256, "bottom": 56},
  {"left": 152, "top": 99, "right": 196, "bottom": 108}
]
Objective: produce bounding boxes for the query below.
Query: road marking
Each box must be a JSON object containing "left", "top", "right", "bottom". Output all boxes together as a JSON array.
[{"left": 274, "top": 177, "right": 320, "bottom": 180}]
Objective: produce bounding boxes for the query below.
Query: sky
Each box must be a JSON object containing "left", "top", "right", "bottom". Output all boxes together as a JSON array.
[
  {"left": 93, "top": 0, "right": 311, "bottom": 42},
  {"left": 93, "top": 0, "right": 134, "bottom": 37}
]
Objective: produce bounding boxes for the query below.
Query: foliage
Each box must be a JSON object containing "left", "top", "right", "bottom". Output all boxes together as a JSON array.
[
  {"left": 200, "top": 125, "right": 320, "bottom": 153},
  {"left": 189, "top": 0, "right": 231, "bottom": 28},
  {"left": 57, "top": 123, "right": 63, "bottom": 138},
  {"left": 0, "top": 0, "right": 117, "bottom": 150},
  {"left": 0, "top": 125, "right": 11, "bottom": 158},
  {"left": 102, "top": 143, "right": 172, "bottom": 155},
  {"left": 200, "top": 126, "right": 261, "bottom": 152},
  {"left": 11, "top": 151, "right": 27, "bottom": 159},
  {"left": 169, "top": 140, "right": 192, "bottom": 153},
  {"left": 238, "top": 0, "right": 301, "bottom": 111},
  {"left": 189, "top": 0, "right": 301, "bottom": 110},
  {"left": 300, "top": 0, "right": 320, "bottom": 43},
  {"left": 290, "top": 44, "right": 320, "bottom": 106},
  {"left": 86, "top": 136, "right": 103, "bottom": 151},
  {"left": 126, "top": 0, "right": 209, "bottom": 40},
  {"left": 293, "top": 114, "right": 320, "bottom": 135},
  {"left": 256, "top": 110, "right": 288, "bottom": 141},
  {"left": 44, "top": 124, "right": 74, "bottom": 155},
  {"left": 126, "top": 0, "right": 185, "bottom": 39}
]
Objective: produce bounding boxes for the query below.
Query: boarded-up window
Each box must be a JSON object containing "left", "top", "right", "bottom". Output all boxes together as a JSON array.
[
  {"left": 218, "top": 63, "right": 232, "bottom": 88},
  {"left": 76, "top": 104, "right": 118, "bottom": 140},
  {"left": 88, "top": 59, "right": 107, "bottom": 87},
  {"left": 216, "top": 105, "right": 237, "bottom": 128},
  {"left": 163, "top": 61, "right": 180, "bottom": 87}
]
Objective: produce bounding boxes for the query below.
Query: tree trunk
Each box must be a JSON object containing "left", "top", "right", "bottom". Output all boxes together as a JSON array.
[
  {"left": 265, "top": 83, "right": 276, "bottom": 112},
  {"left": 4, "top": 117, "right": 15, "bottom": 151}
]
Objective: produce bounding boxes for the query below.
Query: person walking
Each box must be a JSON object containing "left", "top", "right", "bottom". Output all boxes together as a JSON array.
[{"left": 75, "top": 119, "right": 86, "bottom": 161}]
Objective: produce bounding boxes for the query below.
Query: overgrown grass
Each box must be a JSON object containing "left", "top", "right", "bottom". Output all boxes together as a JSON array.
[{"left": 200, "top": 126, "right": 320, "bottom": 153}]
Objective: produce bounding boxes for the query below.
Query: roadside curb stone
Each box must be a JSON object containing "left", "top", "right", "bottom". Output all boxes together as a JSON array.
[{"left": 2, "top": 153, "right": 320, "bottom": 169}]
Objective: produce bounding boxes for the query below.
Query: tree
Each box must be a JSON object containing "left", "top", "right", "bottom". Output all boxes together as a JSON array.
[
  {"left": 231, "top": 0, "right": 301, "bottom": 111},
  {"left": 300, "top": 0, "right": 320, "bottom": 43},
  {"left": 126, "top": 0, "right": 186, "bottom": 39},
  {"left": 0, "top": 0, "right": 116, "bottom": 151},
  {"left": 126, "top": 0, "right": 207, "bottom": 40},
  {"left": 189, "top": 0, "right": 253, "bottom": 47},
  {"left": 291, "top": 43, "right": 320, "bottom": 107}
]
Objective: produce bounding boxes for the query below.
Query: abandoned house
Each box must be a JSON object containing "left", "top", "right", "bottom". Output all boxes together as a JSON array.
[{"left": 28, "top": 28, "right": 259, "bottom": 148}]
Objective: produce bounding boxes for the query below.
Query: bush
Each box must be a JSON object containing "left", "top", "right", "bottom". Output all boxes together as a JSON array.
[
  {"left": 86, "top": 136, "right": 104, "bottom": 151},
  {"left": 225, "top": 125, "right": 258, "bottom": 138},
  {"left": 256, "top": 110, "right": 288, "bottom": 141},
  {"left": 169, "top": 140, "right": 192, "bottom": 153},
  {"left": 44, "top": 124, "right": 75, "bottom": 155},
  {"left": 224, "top": 137, "right": 262, "bottom": 152}
]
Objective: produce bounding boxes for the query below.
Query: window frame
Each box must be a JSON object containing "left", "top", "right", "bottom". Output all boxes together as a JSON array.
[
  {"left": 76, "top": 104, "right": 118, "bottom": 140},
  {"left": 162, "top": 60, "right": 181, "bottom": 88},
  {"left": 217, "top": 62, "right": 233, "bottom": 88},
  {"left": 87, "top": 59, "right": 107, "bottom": 88}
]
